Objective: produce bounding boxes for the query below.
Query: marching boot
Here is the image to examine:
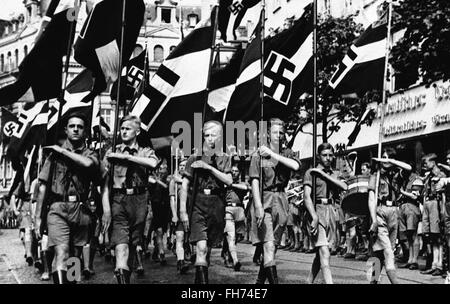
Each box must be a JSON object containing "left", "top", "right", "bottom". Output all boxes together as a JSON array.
[
  {"left": 177, "top": 260, "right": 189, "bottom": 274},
  {"left": 266, "top": 266, "right": 279, "bottom": 284},
  {"left": 194, "top": 266, "right": 208, "bottom": 284},
  {"left": 52, "top": 270, "right": 68, "bottom": 284},
  {"left": 40, "top": 251, "right": 50, "bottom": 281},
  {"left": 115, "top": 268, "right": 131, "bottom": 284},
  {"left": 136, "top": 249, "right": 145, "bottom": 276},
  {"left": 255, "top": 263, "right": 267, "bottom": 284}
]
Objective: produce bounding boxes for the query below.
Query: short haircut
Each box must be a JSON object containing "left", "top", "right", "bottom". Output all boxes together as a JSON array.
[
  {"left": 361, "top": 162, "right": 370, "bottom": 169},
  {"left": 120, "top": 115, "right": 141, "bottom": 129},
  {"left": 203, "top": 120, "right": 223, "bottom": 133},
  {"left": 269, "top": 117, "right": 284, "bottom": 130},
  {"left": 383, "top": 147, "right": 397, "bottom": 158},
  {"left": 422, "top": 153, "right": 437, "bottom": 162},
  {"left": 65, "top": 112, "right": 88, "bottom": 127},
  {"left": 318, "top": 143, "right": 334, "bottom": 155}
]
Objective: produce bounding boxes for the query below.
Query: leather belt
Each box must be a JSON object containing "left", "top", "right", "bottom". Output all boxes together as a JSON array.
[
  {"left": 50, "top": 193, "right": 80, "bottom": 203},
  {"left": 264, "top": 185, "right": 285, "bottom": 192},
  {"left": 200, "top": 188, "right": 222, "bottom": 196},
  {"left": 379, "top": 199, "right": 395, "bottom": 207},
  {"left": 315, "top": 198, "right": 333, "bottom": 205},
  {"left": 112, "top": 187, "right": 147, "bottom": 195},
  {"left": 226, "top": 202, "right": 244, "bottom": 207}
]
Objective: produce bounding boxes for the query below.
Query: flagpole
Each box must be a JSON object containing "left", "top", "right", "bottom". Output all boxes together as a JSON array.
[
  {"left": 53, "top": 1, "right": 78, "bottom": 145},
  {"left": 259, "top": 0, "right": 266, "bottom": 214},
  {"left": 111, "top": 0, "right": 128, "bottom": 153},
  {"left": 374, "top": 1, "right": 393, "bottom": 207},
  {"left": 312, "top": 0, "right": 318, "bottom": 209},
  {"left": 201, "top": 1, "right": 220, "bottom": 124}
]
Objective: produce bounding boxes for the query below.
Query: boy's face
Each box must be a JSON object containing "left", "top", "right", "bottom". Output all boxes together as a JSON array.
[
  {"left": 203, "top": 124, "right": 221, "bottom": 150},
  {"left": 424, "top": 158, "right": 435, "bottom": 171},
  {"left": 270, "top": 124, "right": 284, "bottom": 147},
  {"left": 120, "top": 120, "right": 139, "bottom": 143},
  {"left": 231, "top": 166, "right": 240, "bottom": 180},
  {"left": 65, "top": 117, "right": 85, "bottom": 142},
  {"left": 381, "top": 151, "right": 393, "bottom": 169},
  {"left": 319, "top": 148, "right": 333, "bottom": 168},
  {"left": 179, "top": 161, "right": 186, "bottom": 173},
  {"left": 361, "top": 165, "right": 370, "bottom": 176}
]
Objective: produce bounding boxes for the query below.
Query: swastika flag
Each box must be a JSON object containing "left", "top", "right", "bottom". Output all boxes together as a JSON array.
[{"left": 225, "top": 3, "right": 313, "bottom": 123}]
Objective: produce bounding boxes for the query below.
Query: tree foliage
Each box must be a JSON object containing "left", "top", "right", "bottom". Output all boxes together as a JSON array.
[
  {"left": 287, "top": 14, "right": 371, "bottom": 143},
  {"left": 390, "top": 0, "right": 450, "bottom": 88}
]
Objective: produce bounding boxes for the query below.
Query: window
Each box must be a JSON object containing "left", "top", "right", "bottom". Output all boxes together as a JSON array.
[
  {"left": 100, "top": 108, "right": 112, "bottom": 129},
  {"left": 162, "top": 8, "right": 171, "bottom": 23},
  {"left": 0, "top": 54, "right": 4, "bottom": 72},
  {"left": 154, "top": 45, "right": 164, "bottom": 62},
  {"left": 188, "top": 14, "right": 198, "bottom": 27},
  {"left": 14, "top": 49, "right": 19, "bottom": 69},
  {"left": 24, "top": 45, "right": 28, "bottom": 57},
  {"left": 7, "top": 52, "right": 11, "bottom": 72}
]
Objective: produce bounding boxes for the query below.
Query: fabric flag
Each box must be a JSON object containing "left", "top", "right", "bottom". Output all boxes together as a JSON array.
[
  {"left": 129, "top": 8, "right": 217, "bottom": 139},
  {"left": 110, "top": 47, "right": 147, "bottom": 103},
  {"left": 328, "top": 20, "right": 387, "bottom": 97},
  {"left": 347, "top": 107, "right": 375, "bottom": 146},
  {"left": 207, "top": 46, "right": 245, "bottom": 118},
  {"left": 0, "top": 0, "right": 76, "bottom": 106},
  {"left": 218, "top": 0, "right": 260, "bottom": 42},
  {"left": 74, "top": 0, "right": 145, "bottom": 95},
  {"left": 225, "top": 3, "right": 313, "bottom": 123},
  {"left": 47, "top": 68, "right": 94, "bottom": 133},
  {"left": 1, "top": 107, "right": 20, "bottom": 144},
  {"left": 6, "top": 101, "right": 49, "bottom": 160}
]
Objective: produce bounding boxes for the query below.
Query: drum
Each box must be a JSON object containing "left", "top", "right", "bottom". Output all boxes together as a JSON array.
[{"left": 341, "top": 175, "right": 370, "bottom": 216}]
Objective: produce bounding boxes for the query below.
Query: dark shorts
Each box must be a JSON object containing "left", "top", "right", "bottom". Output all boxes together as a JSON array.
[
  {"left": 444, "top": 201, "right": 450, "bottom": 236},
  {"left": 111, "top": 192, "right": 148, "bottom": 247},
  {"left": 47, "top": 201, "right": 92, "bottom": 248},
  {"left": 190, "top": 193, "right": 225, "bottom": 246},
  {"left": 251, "top": 191, "right": 289, "bottom": 245},
  {"left": 422, "top": 200, "right": 440, "bottom": 235},
  {"left": 398, "top": 202, "right": 420, "bottom": 240},
  {"left": 373, "top": 205, "right": 398, "bottom": 252},
  {"left": 150, "top": 200, "right": 170, "bottom": 232}
]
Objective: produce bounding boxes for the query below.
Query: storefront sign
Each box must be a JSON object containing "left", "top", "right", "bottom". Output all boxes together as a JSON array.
[{"left": 293, "top": 79, "right": 450, "bottom": 159}]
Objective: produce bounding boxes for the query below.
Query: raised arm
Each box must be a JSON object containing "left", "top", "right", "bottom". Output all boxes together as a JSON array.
[
  {"left": 126, "top": 155, "right": 158, "bottom": 169},
  {"left": 231, "top": 182, "right": 250, "bottom": 191},
  {"left": 310, "top": 168, "right": 348, "bottom": 191},
  {"left": 44, "top": 146, "right": 97, "bottom": 168}
]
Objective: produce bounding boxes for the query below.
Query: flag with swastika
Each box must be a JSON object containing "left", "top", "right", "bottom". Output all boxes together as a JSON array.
[
  {"left": 225, "top": 2, "right": 314, "bottom": 123},
  {"left": 218, "top": 0, "right": 260, "bottom": 42},
  {"left": 1, "top": 107, "right": 19, "bottom": 144}
]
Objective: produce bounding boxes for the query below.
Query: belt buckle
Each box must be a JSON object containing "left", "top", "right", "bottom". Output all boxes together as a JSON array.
[
  {"left": 203, "top": 189, "right": 211, "bottom": 195},
  {"left": 126, "top": 188, "right": 134, "bottom": 195},
  {"left": 232, "top": 203, "right": 236, "bottom": 207},
  {"left": 386, "top": 200, "right": 393, "bottom": 207},
  {"left": 68, "top": 195, "right": 77, "bottom": 202},
  {"left": 321, "top": 198, "right": 328, "bottom": 205}
]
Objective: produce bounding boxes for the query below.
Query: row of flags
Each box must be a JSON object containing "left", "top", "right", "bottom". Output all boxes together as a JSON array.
[{"left": 0, "top": 0, "right": 390, "bottom": 178}]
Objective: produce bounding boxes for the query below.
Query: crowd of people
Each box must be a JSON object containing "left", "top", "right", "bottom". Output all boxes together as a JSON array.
[{"left": 2, "top": 111, "right": 450, "bottom": 284}]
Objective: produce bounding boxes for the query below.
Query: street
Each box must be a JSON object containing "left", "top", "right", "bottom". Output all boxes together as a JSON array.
[{"left": 0, "top": 228, "right": 446, "bottom": 284}]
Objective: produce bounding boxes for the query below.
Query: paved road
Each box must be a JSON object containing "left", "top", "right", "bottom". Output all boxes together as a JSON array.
[{"left": 0, "top": 228, "right": 447, "bottom": 284}]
